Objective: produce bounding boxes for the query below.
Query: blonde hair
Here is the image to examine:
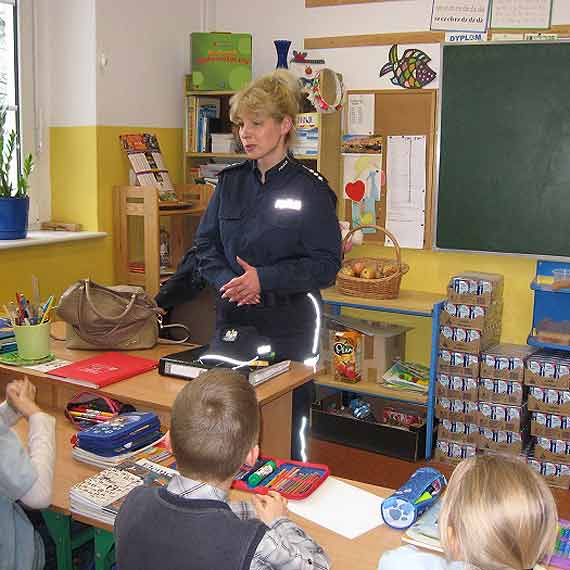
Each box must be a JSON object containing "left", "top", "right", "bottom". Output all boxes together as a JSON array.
[
  {"left": 439, "top": 455, "right": 558, "bottom": 570},
  {"left": 170, "top": 369, "right": 259, "bottom": 483},
  {"left": 229, "top": 69, "right": 301, "bottom": 144}
]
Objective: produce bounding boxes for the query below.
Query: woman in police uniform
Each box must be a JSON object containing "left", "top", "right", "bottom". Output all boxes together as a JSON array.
[{"left": 195, "top": 70, "right": 341, "bottom": 460}]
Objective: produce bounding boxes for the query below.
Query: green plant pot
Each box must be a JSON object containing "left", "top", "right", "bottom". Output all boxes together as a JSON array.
[{"left": 0, "top": 196, "right": 29, "bottom": 239}]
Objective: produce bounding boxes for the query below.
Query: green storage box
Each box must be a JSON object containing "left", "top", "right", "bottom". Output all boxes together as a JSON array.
[{"left": 190, "top": 32, "right": 252, "bottom": 91}]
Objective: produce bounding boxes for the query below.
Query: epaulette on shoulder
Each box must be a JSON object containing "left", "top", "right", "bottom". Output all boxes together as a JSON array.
[
  {"left": 299, "top": 163, "right": 328, "bottom": 186},
  {"left": 218, "top": 160, "right": 248, "bottom": 175}
]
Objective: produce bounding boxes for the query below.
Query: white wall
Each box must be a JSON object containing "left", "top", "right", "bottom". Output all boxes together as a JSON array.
[
  {"left": 48, "top": 0, "right": 96, "bottom": 126},
  {"left": 95, "top": 0, "right": 204, "bottom": 127},
  {"left": 212, "top": 0, "right": 570, "bottom": 86}
]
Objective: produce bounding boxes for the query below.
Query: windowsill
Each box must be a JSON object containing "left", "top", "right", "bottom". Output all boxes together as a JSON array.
[{"left": 0, "top": 230, "right": 108, "bottom": 250}]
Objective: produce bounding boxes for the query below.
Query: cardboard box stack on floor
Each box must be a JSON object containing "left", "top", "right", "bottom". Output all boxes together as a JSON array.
[
  {"left": 477, "top": 343, "right": 535, "bottom": 456},
  {"left": 526, "top": 350, "right": 570, "bottom": 488},
  {"left": 435, "top": 272, "right": 504, "bottom": 464}
]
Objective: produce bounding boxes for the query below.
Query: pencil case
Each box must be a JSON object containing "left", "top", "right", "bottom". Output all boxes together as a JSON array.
[
  {"left": 64, "top": 391, "right": 135, "bottom": 430},
  {"left": 231, "top": 456, "right": 329, "bottom": 500},
  {"left": 77, "top": 412, "right": 161, "bottom": 446},
  {"left": 381, "top": 467, "right": 447, "bottom": 530}
]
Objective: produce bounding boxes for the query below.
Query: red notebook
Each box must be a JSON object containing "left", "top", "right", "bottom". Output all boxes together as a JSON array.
[{"left": 48, "top": 352, "right": 158, "bottom": 388}]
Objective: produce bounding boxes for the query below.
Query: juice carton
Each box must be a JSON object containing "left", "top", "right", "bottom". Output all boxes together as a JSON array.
[{"left": 332, "top": 330, "right": 362, "bottom": 383}]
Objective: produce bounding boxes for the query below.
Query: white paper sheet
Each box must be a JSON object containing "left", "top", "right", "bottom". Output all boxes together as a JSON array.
[
  {"left": 385, "top": 135, "right": 426, "bottom": 249},
  {"left": 288, "top": 477, "right": 385, "bottom": 539},
  {"left": 26, "top": 358, "right": 71, "bottom": 372},
  {"left": 491, "top": 0, "right": 552, "bottom": 29},
  {"left": 431, "top": 0, "right": 490, "bottom": 33},
  {"left": 347, "top": 94, "right": 375, "bottom": 136}
]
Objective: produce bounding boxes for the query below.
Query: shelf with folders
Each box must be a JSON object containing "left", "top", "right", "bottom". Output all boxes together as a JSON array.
[{"left": 112, "top": 184, "right": 213, "bottom": 297}]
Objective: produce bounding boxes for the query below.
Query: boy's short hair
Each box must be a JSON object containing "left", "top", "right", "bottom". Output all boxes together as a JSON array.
[
  {"left": 170, "top": 369, "right": 259, "bottom": 482},
  {"left": 440, "top": 454, "right": 558, "bottom": 570}
]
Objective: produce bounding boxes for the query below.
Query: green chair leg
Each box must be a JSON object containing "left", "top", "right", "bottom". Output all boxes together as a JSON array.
[
  {"left": 41, "top": 510, "right": 73, "bottom": 570},
  {"left": 94, "top": 528, "right": 115, "bottom": 570}
]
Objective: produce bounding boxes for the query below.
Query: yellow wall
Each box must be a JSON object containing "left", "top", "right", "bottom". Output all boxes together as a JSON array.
[
  {"left": 0, "top": 126, "right": 183, "bottom": 306},
  {"left": 343, "top": 244, "right": 536, "bottom": 365},
  {"left": 2, "top": 123, "right": 537, "bottom": 362}
]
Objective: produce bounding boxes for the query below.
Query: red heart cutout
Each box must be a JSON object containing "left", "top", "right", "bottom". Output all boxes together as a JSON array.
[{"left": 345, "top": 180, "right": 365, "bottom": 202}]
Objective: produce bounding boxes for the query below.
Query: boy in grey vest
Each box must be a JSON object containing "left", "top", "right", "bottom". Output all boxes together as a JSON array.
[{"left": 114, "top": 369, "right": 330, "bottom": 570}]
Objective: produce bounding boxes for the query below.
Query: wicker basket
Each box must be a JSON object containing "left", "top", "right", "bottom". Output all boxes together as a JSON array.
[{"left": 336, "top": 224, "right": 409, "bottom": 299}]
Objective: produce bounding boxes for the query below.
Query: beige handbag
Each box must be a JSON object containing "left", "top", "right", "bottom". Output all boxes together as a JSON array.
[{"left": 57, "top": 279, "right": 162, "bottom": 350}]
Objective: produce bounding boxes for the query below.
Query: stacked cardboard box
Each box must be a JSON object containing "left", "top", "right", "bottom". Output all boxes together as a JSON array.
[
  {"left": 477, "top": 344, "right": 535, "bottom": 456},
  {"left": 435, "top": 272, "right": 504, "bottom": 464},
  {"left": 525, "top": 350, "right": 570, "bottom": 488}
]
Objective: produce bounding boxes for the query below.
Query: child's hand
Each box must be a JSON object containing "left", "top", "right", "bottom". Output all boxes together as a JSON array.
[
  {"left": 6, "top": 377, "right": 41, "bottom": 418},
  {"left": 251, "top": 491, "right": 289, "bottom": 525}
]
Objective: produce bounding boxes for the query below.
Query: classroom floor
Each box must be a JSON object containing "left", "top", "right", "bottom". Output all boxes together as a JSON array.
[{"left": 309, "top": 437, "right": 570, "bottom": 520}]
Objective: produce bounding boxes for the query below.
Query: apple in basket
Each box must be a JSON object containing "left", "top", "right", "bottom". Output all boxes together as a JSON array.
[
  {"left": 352, "top": 261, "right": 365, "bottom": 277},
  {"left": 360, "top": 266, "right": 377, "bottom": 279},
  {"left": 382, "top": 263, "right": 399, "bottom": 277},
  {"left": 340, "top": 265, "right": 355, "bottom": 277}
]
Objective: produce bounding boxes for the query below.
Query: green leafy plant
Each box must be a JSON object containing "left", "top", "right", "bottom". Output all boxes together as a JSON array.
[{"left": 0, "top": 107, "right": 33, "bottom": 198}]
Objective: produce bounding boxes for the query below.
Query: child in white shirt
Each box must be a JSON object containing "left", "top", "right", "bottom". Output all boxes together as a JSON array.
[
  {"left": 0, "top": 378, "right": 56, "bottom": 570},
  {"left": 379, "top": 454, "right": 558, "bottom": 570}
]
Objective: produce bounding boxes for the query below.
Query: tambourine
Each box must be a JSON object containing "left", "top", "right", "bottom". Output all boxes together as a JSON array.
[{"left": 307, "top": 68, "right": 344, "bottom": 114}]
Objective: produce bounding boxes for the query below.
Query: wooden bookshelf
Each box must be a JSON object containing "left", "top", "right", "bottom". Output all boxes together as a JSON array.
[{"left": 113, "top": 184, "right": 213, "bottom": 296}]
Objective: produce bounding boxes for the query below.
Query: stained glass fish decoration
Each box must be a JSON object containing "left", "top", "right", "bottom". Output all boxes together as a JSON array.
[{"left": 379, "top": 44, "right": 436, "bottom": 89}]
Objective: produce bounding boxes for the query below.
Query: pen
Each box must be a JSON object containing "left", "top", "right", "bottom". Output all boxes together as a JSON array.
[
  {"left": 40, "top": 296, "right": 55, "bottom": 324},
  {"left": 68, "top": 411, "right": 112, "bottom": 421},
  {"left": 69, "top": 407, "right": 113, "bottom": 416}
]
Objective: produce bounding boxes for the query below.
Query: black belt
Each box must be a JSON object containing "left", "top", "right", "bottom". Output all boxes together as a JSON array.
[{"left": 262, "top": 291, "right": 308, "bottom": 307}]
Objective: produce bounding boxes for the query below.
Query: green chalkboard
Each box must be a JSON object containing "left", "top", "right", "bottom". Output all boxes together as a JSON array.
[{"left": 436, "top": 42, "right": 570, "bottom": 257}]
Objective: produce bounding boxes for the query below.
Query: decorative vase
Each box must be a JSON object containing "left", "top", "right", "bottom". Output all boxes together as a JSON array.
[
  {"left": 274, "top": 40, "right": 291, "bottom": 69},
  {"left": 0, "top": 196, "right": 29, "bottom": 239}
]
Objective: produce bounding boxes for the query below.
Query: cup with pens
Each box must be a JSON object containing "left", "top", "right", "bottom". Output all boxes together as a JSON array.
[{"left": 4, "top": 292, "right": 55, "bottom": 363}]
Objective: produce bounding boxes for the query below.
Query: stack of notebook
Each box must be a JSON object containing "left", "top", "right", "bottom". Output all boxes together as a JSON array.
[
  {"left": 70, "top": 457, "right": 178, "bottom": 525},
  {"left": 0, "top": 318, "right": 16, "bottom": 354}
]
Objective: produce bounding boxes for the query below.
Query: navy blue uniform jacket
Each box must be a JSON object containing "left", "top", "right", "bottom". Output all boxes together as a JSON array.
[{"left": 195, "top": 157, "right": 342, "bottom": 295}]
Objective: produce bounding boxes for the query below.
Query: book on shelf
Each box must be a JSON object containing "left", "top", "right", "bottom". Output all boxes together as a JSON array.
[
  {"left": 48, "top": 352, "right": 158, "bottom": 389},
  {"left": 69, "top": 457, "right": 178, "bottom": 526},
  {"left": 119, "top": 133, "right": 174, "bottom": 195},
  {"left": 381, "top": 361, "right": 430, "bottom": 394},
  {"left": 186, "top": 96, "right": 222, "bottom": 153},
  {"left": 291, "top": 112, "right": 320, "bottom": 157}
]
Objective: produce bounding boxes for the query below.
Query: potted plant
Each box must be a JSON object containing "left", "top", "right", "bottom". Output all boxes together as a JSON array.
[{"left": 0, "top": 107, "right": 33, "bottom": 239}]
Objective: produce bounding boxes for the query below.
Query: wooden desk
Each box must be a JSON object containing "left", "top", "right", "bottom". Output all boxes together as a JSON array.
[
  {"left": 0, "top": 322, "right": 316, "bottom": 458},
  {"left": 15, "top": 413, "right": 401, "bottom": 570}
]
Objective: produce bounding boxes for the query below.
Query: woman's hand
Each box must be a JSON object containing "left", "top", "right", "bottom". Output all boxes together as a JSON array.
[{"left": 220, "top": 256, "right": 261, "bottom": 306}]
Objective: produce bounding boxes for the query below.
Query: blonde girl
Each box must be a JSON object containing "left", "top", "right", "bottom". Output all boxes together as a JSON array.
[{"left": 379, "top": 454, "right": 558, "bottom": 570}]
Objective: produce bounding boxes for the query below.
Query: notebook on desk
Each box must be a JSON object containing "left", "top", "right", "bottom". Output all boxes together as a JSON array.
[
  {"left": 159, "top": 345, "right": 291, "bottom": 386},
  {"left": 48, "top": 352, "right": 158, "bottom": 388}
]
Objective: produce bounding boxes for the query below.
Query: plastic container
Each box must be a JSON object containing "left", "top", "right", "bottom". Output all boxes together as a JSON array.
[
  {"left": 13, "top": 322, "right": 50, "bottom": 360},
  {"left": 553, "top": 269, "right": 570, "bottom": 288}
]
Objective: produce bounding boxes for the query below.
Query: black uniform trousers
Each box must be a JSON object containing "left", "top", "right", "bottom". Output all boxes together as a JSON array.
[{"left": 216, "top": 292, "right": 319, "bottom": 461}]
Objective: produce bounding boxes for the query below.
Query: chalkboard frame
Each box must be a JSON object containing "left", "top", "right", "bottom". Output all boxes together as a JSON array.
[{"left": 434, "top": 40, "right": 570, "bottom": 259}]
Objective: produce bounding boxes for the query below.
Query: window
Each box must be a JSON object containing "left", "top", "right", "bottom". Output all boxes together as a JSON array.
[
  {"left": 0, "top": 1, "right": 19, "bottom": 191},
  {"left": 0, "top": 0, "right": 46, "bottom": 226}
]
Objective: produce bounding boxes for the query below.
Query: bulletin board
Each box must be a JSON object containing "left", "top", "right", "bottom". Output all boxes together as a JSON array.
[{"left": 341, "top": 89, "right": 437, "bottom": 249}]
